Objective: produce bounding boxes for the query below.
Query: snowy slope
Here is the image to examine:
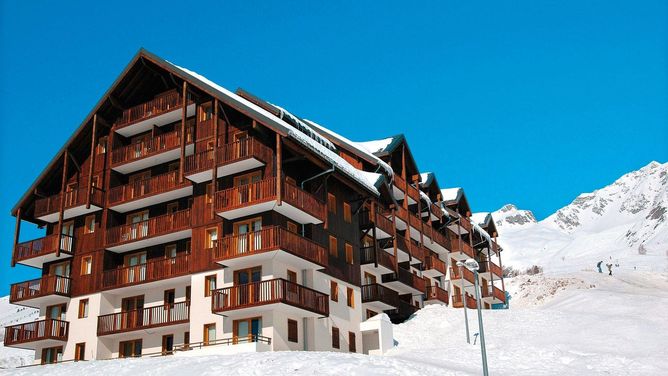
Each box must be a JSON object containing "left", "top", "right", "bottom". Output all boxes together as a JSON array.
[
  {"left": 494, "top": 161, "right": 668, "bottom": 273},
  {"left": 0, "top": 296, "right": 38, "bottom": 368}
]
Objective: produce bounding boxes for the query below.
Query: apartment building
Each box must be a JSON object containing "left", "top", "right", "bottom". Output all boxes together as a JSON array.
[{"left": 4, "top": 49, "right": 505, "bottom": 365}]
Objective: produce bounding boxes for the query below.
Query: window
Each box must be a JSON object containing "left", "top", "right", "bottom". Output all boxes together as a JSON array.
[
  {"left": 366, "top": 309, "right": 377, "bottom": 320},
  {"left": 78, "top": 299, "right": 89, "bottom": 318},
  {"left": 119, "top": 339, "right": 142, "bottom": 358},
  {"left": 165, "top": 244, "right": 177, "bottom": 259},
  {"left": 81, "top": 256, "right": 92, "bottom": 275},
  {"left": 185, "top": 286, "right": 191, "bottom": 301},
  {"left": 345, "top": 243, "right": 354, "bottom": 264},
  {"left": 327, "top": 193, "right": 336, "bottom": 214},
  {"left": 332, "top": 327, "right": 340, "bottom": 349},
  {"left": 203, "top": 324, "right": 216, "bottom": 345},
  {"left": 233, "top": 317, "right": 261, "bottom": 343},
  {"left": 329, "top": 236, "right": 337, "bottom": 257},
  {"left": 287, "top": 221, "right": 299, "bottom": 233},
  {"left": 343, "top": 202, "right": 352, "bottom": 223},
  {"left": 287, "top": 270, "right": 297, "bottom": 283},
  {"left": 184, "top": 332, "right": 190, "bottom": 350},
  {"left": 74, "top": 343, "right": 85, "bottom": 361},
  {"left": 162, "top": 334, "right": 174, "bottom": 355},
  {"left": 96, "top": 136, "right": 107, "bottom": 154},
  {"left": 205, "top": 275, "right": 217, "bottom": 297},
  {"left": 288, "top": 319, "right": 298, "bottom": 343},
  {"left": 206, "top": 227, "right": 218, "bottom": 249},
  {"left": 330, "top": 281, "right": 338, "bottom": 302},
  {"left": 41, "top": 346, "right": 63, "bottom": 364},
  {"left": 164, "top": 289, "right": 175, "bottom": 306},
  {"left": 349, "top": 332, "right": 356, "bottom": 353},
  {"left": 166, "top": 202, "right": 179, "bottom": 214},
  {"left": 84, "top": 215, "right": 96, "bottom": 234},
  {"left": 346, "top": 287, "right": 355, "bottom": 308}
]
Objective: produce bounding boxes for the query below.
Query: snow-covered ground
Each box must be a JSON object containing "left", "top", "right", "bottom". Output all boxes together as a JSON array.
[{"left": 0, "top": 296, "right": 38, "bottom": 368}]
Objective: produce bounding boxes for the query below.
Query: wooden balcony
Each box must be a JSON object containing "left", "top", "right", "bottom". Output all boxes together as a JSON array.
[
  {"left": 211, "top": 278, "right": 329, "bottom": 318},
  {"left": 106, "top": 209, "right": 191, "bottom": 252},
  {"left": 449, "top": 230, "right": 475, "bottom": 260},
  {"left": 214, "top": 177, "right": 325, "bottom": 224},
  {"left": 14, "top": 234, "right": 74, "bottom": 268},
  {"left": 452, "top": 293, "right": 478, "bottom": 309},
  {"left": 97, "top": 301, "right": 190, "bottom": 336},
  {"left": 423, "top": 255, "right": 447, "bottom": 278},
  {"left": 424, "top": 227, "right": 450, "bottom": 254},
  {"left": 450, "top": 266, "right": 476, "bottom": 286},
  {"left": 111, "top": 126, "right": 194, "bottom": 174},
  {"left": 425, "top": 285, "right": 449, "bottom": 305},
  {"left": 360, "top": 246, "right": 396, "bottom": 273},
  {"left": 479, "top": 261, "right": 503, "bottom": 279},
  {"left": 360, "top": 207, "right": 394, "bottom": 239},
  {"left": 429, "top": 202, "right": 443, "bottom": 221},
  {"left": 212, "top": 226, "right": 327, "bottom": 270},
  {"left": 448, "top": 215, "right": 472, "bottom": 235},
  {"left": 101, "top": 254, "right": 191, "bottom": 291},
  {"left": 381, "top": 267, "right": 426, "bottom": 295},
  {"left": 9, "top": 275, "right": 71, "bottom": 308},
  {"left": 482, "top": 285, "right": 506, "bottom": 304},
  {"left": 3, "top": 319, "right": 68, "bottom": 349},
  {"left": 387, "top": 300, "right": 419, "bottom": 324},
  {"left": 391, "top": 205, "right": 409, "bottom": 231},
  {"left": 361, "top": 283, "right": 400, "bottom": 311},
  {"left": 34, "top": 186, "right": 104, "bottom": 223},
  {"left": 392, "top": 175, "right": 419, "bottom": 205},
  {"left": 107, "top": 170, "right": 193, "bottom": 213},
  {"left": 114, "top": 90, "right": 195, "bottom": 137},
  {"left": 185, "top": 137, "right": 272, "bottom": 183}
]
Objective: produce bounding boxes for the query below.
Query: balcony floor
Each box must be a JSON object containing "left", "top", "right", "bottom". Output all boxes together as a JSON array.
[
  {"left": 115, "top": 104, "right": 196, "bottom": 138},
  {"left": 109, "top": 186, "right": 193, "bottom": 213},
  {"left": 450, "top": 250, "right": 474, "bottom": 261},
  {"left": 380, "top": 243, "right": 410, "bottom": 263},
  {"left": 186, "top": 158, "right": 265, "bottom": 184},
  {"left": 37, "top": 204, "right": 103, "bottom": 224},
  {"left": 112, "top": 144, "right": 194, "bottom": 175},
  {"left": 7, "top": 338, "right": 66, "bottom": 351},
  {"left": 422, "top": 238, "right": 448, "bottom": 255},
  {"left": 11, "top": 293, "right": 70, "bottom": 309},
  {"left": 216, "top": 249, "right": 324, "bottom": 270},
  {"left": 423, "top": 268, "right": 445, "bottom": 279},
  {"left": 362, "top": 299, "right": 397, "bottom": 312},
  {"left": 213, "top": 300, "right": 326, "bottom": 319},
  {"left": 392, "top": 186, "right": 417, "bottom": 205},
  {"left": 448, "top": 222, "right": 470, "bottom": 235},
  {"left": 106, "top": 229, "right": 192, "bottom": 253},
  {"left": 17, "top": 252, "right": 72, "bottom": 269},
  {"left": 101, "top": 274, "right": 191, "bottom": 295},
  {"left": 217, "top": 201, "right": 323, "bottom": 225}
]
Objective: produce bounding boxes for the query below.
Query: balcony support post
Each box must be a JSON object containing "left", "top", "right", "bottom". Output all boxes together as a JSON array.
[
  {"left": 391, "top": 204, "right": 398, "bottom": 274},
  {"left": 56, "top": 149, "right": 69, "bottom": 257},
  {"left": 11, "top": 207, "right": 21, "bottom": 267},
  {"left": 276, "top": 133, "right": 282, "bottom": 206},
  {"left": 179, "top": 81, "right": 188, "bottom": 183},
  {"left": 371, "top": 201, "right": 378, "bottom": 268},
  {"left": 496, "top": 235, "right": 505, "bottom": 292},
  {"left": 211, "top": 98, "right": 219, "bottom": 219},
  {"left": 86, "top": 114, "right": 97, "bottom": 209},
  {"left": 401, "top": 144, "right": 408, "bottom": 211}
]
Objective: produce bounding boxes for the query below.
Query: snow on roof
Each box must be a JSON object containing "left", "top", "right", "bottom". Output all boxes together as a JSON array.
[
  {"left": 419, "top": 190, "right": 432, "bottom": 208},
  {"left": 168, "top": 62, "right": 382, "bottom": 196},
  {"left": 471, "top": 220, "right": 493, "bottom": 245},
  {"left": 471, "top": 212, "right": 490, "bottom": 226},
  {"left": 356, "top": 138, "right": 394, "bottom": 154},
  {"left": 440, "top": 187, "right": 462, "bottom": 202},
  {"left": 270, "top": 106, "right": 336, "bottom": 151}
]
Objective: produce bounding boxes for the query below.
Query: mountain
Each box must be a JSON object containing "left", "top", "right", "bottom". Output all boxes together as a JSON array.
[{"left": 493, "top": 161, "right": 668, "bottom": 274}]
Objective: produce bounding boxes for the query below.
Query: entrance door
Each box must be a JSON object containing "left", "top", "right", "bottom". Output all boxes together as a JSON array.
[
  {"left": 127, "top": 211, "right": 149, "bottom": 240},
  {"left": 364, "top": 272, "right": 377, "bottom": 285},
  {"left": 233, "top": 171, "right": 262, "bottom": 204},
  {"left": 124, "top": 252, "right": 147, "bottom": 283},
  {"left": 234, "top": 218, "right": 262, "bottom": 254},
  {"left": 65, "top": 182, "right": 78, "bottom": 207},
  {"left": 121, "top": 296, "right": 145, "bottom": 330},
  {"left": 50, "top": 262, "right": 71, "bottom": 294},
  {"left": 233, "top": 317, "right": 261, "bottom": 343},
  {"left": 129, "top": 171, "right": 151, "bottom": 199},
  {"left": 132, "top": 136, "right": 146, "bottom": 159},
  {"left": 60, "top": 221, "right": 74, "bottom": 252},
  {"left": 162, "top": 334, "right": 174, "bottom": 355},
  {"left": 233, "top": 131, "right": 249, "bottom": 158},
  {"left": 234, "top": 267, "right": 262, "bottom": 305},
  {"left": 46, "top": 304, "right": 66, "bottom": 320}
]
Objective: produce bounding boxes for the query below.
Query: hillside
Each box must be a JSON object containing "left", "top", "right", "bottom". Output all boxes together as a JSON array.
[{"left": 0, "top": 296, "right": 38, "bottom": 368}]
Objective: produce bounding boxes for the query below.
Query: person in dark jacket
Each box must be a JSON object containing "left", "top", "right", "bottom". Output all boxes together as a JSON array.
[
  {"left": 606, "top": 263, "right": 613, "bottom": 276},
  {"left": 597, "top": 261, "right": 603, "bottom": 273}
]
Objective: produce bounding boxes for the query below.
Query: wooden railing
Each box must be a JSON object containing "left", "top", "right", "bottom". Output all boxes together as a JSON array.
[
  {"left": 459, "top": 216, "right": 473, "bottom": 232},
  {"left": 34, "top": 186, "right": 104, "bottom": 218},
  {"left": 361, "top": 283, "right": 400, "bottom": 307},
  {"left": 430, "top": 202, "right": 443, "bottom": 219},
  {"left": 429, "top": 228, "right": 450, "bottom": 249},
  {"left": 360, "top": 207, "right": 394, "bottom": 236},
  {"left": 9, "top": 275, "right": 71, "bottom": 303},
  {"left": 424, "top": 255, "right": 447, "bottom": 275},
  {"left": 184, "top": 137, "right": 272, "bottom": 176},
  {"left": 448, "top": 230, "right": 475, "bottom": 258},
  {"left": 212, "top": 226, "right": 327, "bottom": 268},
  {"left": 111, "top": 126, "right": 193, "bottom": 166},
  {"left": 450, "top": 266, "right": 476, "bottom": 284},
  {"left": 359, "top": 246, "right": 396, "bottom": 270},
  {"left": 382, "top": 267, "right": 426, "bottom": 292},
  {"left": 115, "top": 90, "right": 189, "bottom": 129},
  {"left": 4, "top": 319, "right": 69, "bottom": 346},
  {"left": 98, "top": 301, "right": 190, "bottom": 336},
  {"left": 172, "top": 335, "right": 271, "bottom": 353},
  {"left": 101, "top": 254, "right": 190, "bottom": 290},
  {"left": 393, "top": 175, "right": 420, "bottom": 202},
  {"left": 480, "top": 261, "right": 503, "bottom": 277},
  {"left": 108, "top": 170, "right": 190, "bottom": 206},
  {"left": 482, "top": 285, "right": 506, "bottom": 303},
  {"left": 425, "top": 285, "right": 449, "bottom": 304},
  {"left": 212, "top": 278, "right": 329, "bottom": 316},
  {"left": 214, "top": 177, "right": 325, "bottom": 222},
  {"left": 106, "top": 209, "right": 191, "bottom": 247},
  {"left": 15, "top": 234, "right": 74, "bottom": 262},
  {"left": 452, "top": 293, "right": 478, "bottom": 309}
]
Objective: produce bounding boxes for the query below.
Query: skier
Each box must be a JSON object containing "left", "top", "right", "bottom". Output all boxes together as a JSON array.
[
  {"left": 606, "top": 263, "right": 613, "bottom": 276},
  {"left": 597, "top": 261, "right": 603, "bottom": 273}
]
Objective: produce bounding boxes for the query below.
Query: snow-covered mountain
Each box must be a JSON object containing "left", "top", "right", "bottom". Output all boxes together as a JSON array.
[
  {"left": 495, "top": 161, "right": 668, "bottom": 273},
  {"left": 0, "top": 296, "right": 38, "bottom": 368}
]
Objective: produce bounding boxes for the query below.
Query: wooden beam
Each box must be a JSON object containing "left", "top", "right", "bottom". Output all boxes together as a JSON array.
[
  {"left": 86, "top": 114, "right": 97, "bottom": 208},
  {"left": 179, "top": 81, "right": 188, "bottom": 182},
  {"left": 211, "top": 98, "right": 219, "bottom": 219},
  {"left": 276, "top": 133, "right": 282, "bottom": 206},
  {"left": 11, "top": 208, "right": 21, "bottom": 267},
  {"left": 401, "top": 144, "right": 408, "bottom": 210},
  {"left": 108, "top": 95, "right": 125, "bottom": 111},
  {"left": 219, "top": 102, "right": 233, "bottom": 144},
  {"left": 68, "top": 152, "right": 81, "bottom": 172},
  {"left": 391, "top": 204, "right": 398, "bottom": 273},
  {"left": 56, "top": 150, "right": 69, "bottom": 258},
  {"left": 371, "top": 200, "right": 379, "bottom": 268}
]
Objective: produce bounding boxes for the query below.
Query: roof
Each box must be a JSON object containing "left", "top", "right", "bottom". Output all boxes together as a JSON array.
[
  {"left": 356, "top": 137, "right": 397, "bottom": 154},
  {"left": 471, "top": 212, "right": 491, "bottom": 227},
  {"left": 440, "top": 187, "right": 463, "bottom": 203}
]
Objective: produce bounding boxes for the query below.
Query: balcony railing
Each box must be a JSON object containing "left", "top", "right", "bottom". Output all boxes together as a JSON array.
[
  {"left": 360, "top": 207, "right": 394, "bottom": 236},
  {"left": 361, "top": 284, "right": 400, "bottom": 307},
  {"left": 107, "top": 170, "right": 190, "bottom": 206},
  {"left": 15, "top": 234, "right": 74, "bottom": 262},
  {"left": 425, "top": 285, "right": 449, "bottom": 304},
  {"left": 115, "top": 91, "right": 190, "bottom": 129},
  {"left": 106, "top": 209, "right": 191, "bottom": 247},
  {"left": 482, "top": 285, "right": 506, "bottom": 303},
  {"left": 452, "top": 293, "right": 477, "bottom": 309},
  {"left": 9, "top": 275, "right": 71, "bottom": 304},
  {"left": 4, "top": 319, "right": 69, "bottom": 347},
  {"left": 211, "top": 278, "right": 329, "bottom": 317},
  {"left": 424, "top": 255, "right": 447, "bottom": 275},
  {"left": 448, "top": 230, "right": 475, "bottom": 258},
  {"left": 382, "top": 267, "right": 426, "bottom": 292},
  {"left": 111, "top": 126, "right": 194, "bottom": 166},
  {"left": 101, "top": 254, "right": 190, "bottom": 290},
  {"left": 479, "top": 261, "right": 503, "bottom": 278},
  {"left": 34, "top": 187, "right": 104, "bottom": 218},
  {"left": 214, "top": 177, "right": 325, "bottom": 222},
  {"left": 360, "top": 246, "right": 395, "bottom": 271},
  {"left": 184, "top": 137, "right": 272, "bottom": 176},
  {"left": 97, "top": 301, "right": 190, "bottom": 336},
  {"left": 393, "top": 175, "right": 420, "bottom": 202},
  {"left": 450, "top": 266, "right": 476, "bottom": 284},
  {"left": 212, "top": 226, "right": 327, "bottom": 268}
]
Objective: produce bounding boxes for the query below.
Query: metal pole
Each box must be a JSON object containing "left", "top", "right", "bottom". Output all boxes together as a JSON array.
[
  {"left": 473, "top": 270, "right": 489, "bottom": 376},
  {"left": 459, "top": 264, "right": 470, "bottom": 344}
]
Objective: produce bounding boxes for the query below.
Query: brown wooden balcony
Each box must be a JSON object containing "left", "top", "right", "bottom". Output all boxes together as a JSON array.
[
  {"left": 111, "top": 126, "right": 194, "bottom": 174},
  {"left": 425, "top": 285, "right": 449, "bottom": 305},
  {"left": 381, "top": 267, "right": 426, "bottom": 294},
  {"left": 452, "top": 293, "right": 478, "bottom": 309},
  {"left": 106, "top": 209, "right": 191, "bottom": 252},
  {"left": 114, "top": 90, "right": 195, "bottom": 137},
  {"left": 482, "top": 285, "right": 506, "bottom": 304},
  {"left": 214, "top": 177, "right": 325, "bottom": 224},
  {"left": 448, "top": 215, "right": 472, "bottom": 235},
  {"left": 360, "top": 246, "right": 396, "bottom": 273},
  {"left": 3, "top": 319, "right": 68, "bottom": 349},
  {"left": 360, "top": 207, "right": 394, "bottom": 239},
  {"left": 423, "top": 255, "right": 447, "bottom": 278},
  {"left": 324, "top": 263, "right": 362, "bottom": 286},
  {"left": 449, "top": 230, "right": 475, "bottom": 260},
  {"left": 390, "top": 205, "right": 409, "bottom": 231},
  {"left": 392, "top": 175, "right": 420, "bottom": 204},
  {"left": 185, "top": 137, "right": 272, "bottom": 183},
  {"left": 34, "top": 186, "right": 104, "bottom": 223},
  {"left": 430, "top": 202, "right": 443, "bottom": 220},
  {"left": 14, "top": 234, "right": 74, "bottom": 268},
  {"left": 361, "top": 283, "right": 400, "bottom": 311},
  {"left": 425, "top": 227, "right": 450, "bottom": 253},
  {"left": 212, "top": 226, "right": 327, "bottom": 269},
  {"left": 211, "top": 278, "right": 329, "bottom": 317},
  {"left": 9, "top": 275, "right": 71, "bottom": 308},
  {"left": 450, "top": 266, "right": 476, "bottom": 286},
  {"left": 479, "top": 260, "right": 503, "bottom": 279},
  {"left": 97, "top": 301, "right": 190, "bottom": 336},
  {"left": 107, "top": 170, "right": 193, "bottom": 212},
  {"left": 101, "top": 254, "right": 190, "bottom": 291}
]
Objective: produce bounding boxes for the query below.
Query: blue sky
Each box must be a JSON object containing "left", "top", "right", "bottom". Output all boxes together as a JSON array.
[{"left": 0, "top": 1, "right": 666, "bottom": 294}]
